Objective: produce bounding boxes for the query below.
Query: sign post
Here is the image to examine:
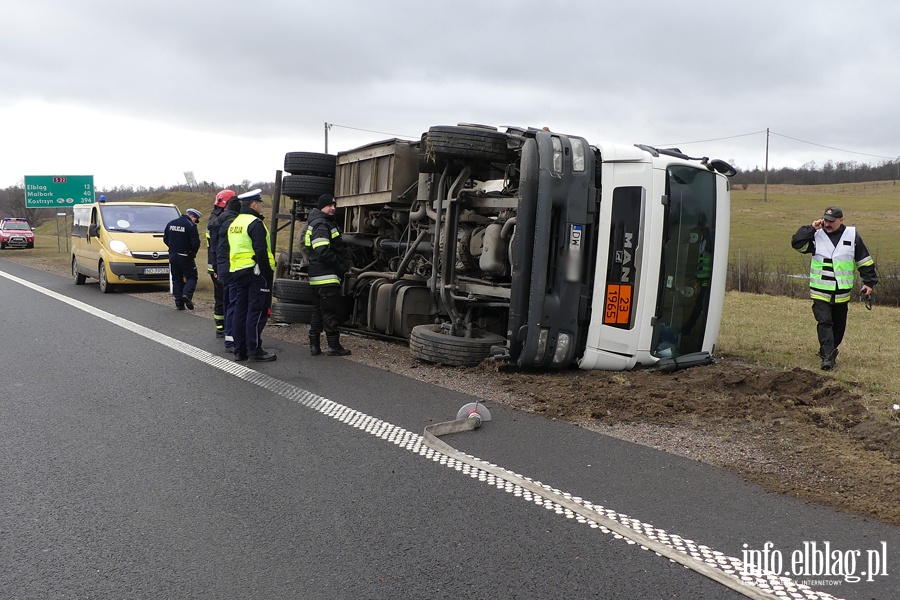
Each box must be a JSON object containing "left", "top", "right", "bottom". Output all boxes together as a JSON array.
[{"left": 24, "top": 175, "right": 95, "bottom": 209}]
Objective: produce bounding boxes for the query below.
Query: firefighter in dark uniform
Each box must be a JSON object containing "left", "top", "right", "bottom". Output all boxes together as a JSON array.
[
  {"left": 207, "top": 189, "right": 236, "bottom": 336},
  {"left": 227, "top": 189, "right": 277, "bottom": 362},
  {"left": 305, "top": 194, "right": 351, "bottom": 356},
  {"left": 163, "top": 208, "right": 202, "bottom": 310},
  {"left": 215, "top": 195, "right": 242, "bottom": 353}
]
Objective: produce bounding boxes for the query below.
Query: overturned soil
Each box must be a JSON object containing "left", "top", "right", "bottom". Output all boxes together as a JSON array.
[{"left": 5, "top": 252, "right": 899, "bottom": 526}]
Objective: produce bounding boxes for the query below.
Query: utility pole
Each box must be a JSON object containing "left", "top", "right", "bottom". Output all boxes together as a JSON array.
[
  {"left": 324, "top": 122, "right": 332, "bottom": 153},
  {"left": 763, "top": 128, "right": 770, "bottom": 202}
]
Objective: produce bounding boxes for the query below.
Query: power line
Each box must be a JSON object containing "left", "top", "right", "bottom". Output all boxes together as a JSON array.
[
  {"left": 661, "top": 129, "right": 898, "bottom": 162},
  {"left": 768, "top": 131, "right": 896, "bottom": 161},
  {"left": 329, "top": 123, "right": 419, "bottom": 140},
  {"left": 658, "top": 130, "right": 768, "bottom": 146}
]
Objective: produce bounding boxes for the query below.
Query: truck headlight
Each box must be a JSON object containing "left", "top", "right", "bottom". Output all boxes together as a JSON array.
[
  {"left": 109, "top": 240, "right": 132, "bottom": 256},
  {"left": 551, "top": 136, "right": 563, "bottom": 173},
  {"left": 535, "top": 328, "right": 549, "bottom": 363},
  {"left": 572, "top": 139, "right": 586, "bottom": 172},
  {"left": 553, "top": 332, "right": 572, "bottom": 364}
]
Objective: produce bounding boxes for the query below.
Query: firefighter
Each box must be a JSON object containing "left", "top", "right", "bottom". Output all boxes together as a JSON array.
[
  {"left": 163, "top": 208, "right": 202, "bottom": 310},
  {"left": 207, "top": 189, "right": 236, "bottom": 337},
  {"left": 227, "top": 189, "right": 276, "bottom": 362},
  {"left": 792, "top": 206, "right": 878, "bottom": 370},
  {"left": 215, "top": 195, "right": 242, "bottom": 353},
  {"left": 305, "top": 194, "right": 351, "bottom": 356}
]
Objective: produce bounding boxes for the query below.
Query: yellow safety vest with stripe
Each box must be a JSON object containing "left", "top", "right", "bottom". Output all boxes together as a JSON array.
[
  {"left": 304, "top": 222, "right": 342, "bottom": 286},
  {"left": 228, "top": 213, "right": 275, "bottom": 273},
  {"left": 809, "top": 227, "right": 863, "bottom": 303}
]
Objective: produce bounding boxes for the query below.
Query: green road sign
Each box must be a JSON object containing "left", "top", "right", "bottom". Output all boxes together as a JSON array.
[{"left": 25, "top": 175, "right": 95, "bottom": 209}]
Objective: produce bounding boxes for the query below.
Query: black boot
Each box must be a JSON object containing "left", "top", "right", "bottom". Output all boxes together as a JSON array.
[
  {"left": 309, "top": 333, "right": 322, "bottom": 356},
  {"left": 326, "top": 333, "right": 351, "bottom": 356}
]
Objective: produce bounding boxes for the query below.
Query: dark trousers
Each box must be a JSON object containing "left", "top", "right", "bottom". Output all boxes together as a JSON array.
[
  {"left": 210, "top": 272, "right": 224, "bottom": 330},
  {"left": 170, "top": 254, "right": 198, "bottom": 305},
  {"left": 222, "top": 277, "right": 236, "bottom": 348},
  {"left": 812, "top": 299, "right": 848, "bottom": 358},
  {"left": 232, "top": 271, "right": 272, "bottom": 357},
  {"left": 310, "top": 285, "right": 343, "bottom": 336}
]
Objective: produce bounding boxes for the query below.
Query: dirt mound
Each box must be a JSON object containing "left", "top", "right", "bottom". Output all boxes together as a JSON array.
[{"left": 475, "top": 356, "right": 898, "bottom": 524}]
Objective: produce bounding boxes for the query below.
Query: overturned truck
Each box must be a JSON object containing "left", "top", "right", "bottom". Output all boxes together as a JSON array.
[{"left": 271, "top": 124, "right": 735, "bottom": 371}]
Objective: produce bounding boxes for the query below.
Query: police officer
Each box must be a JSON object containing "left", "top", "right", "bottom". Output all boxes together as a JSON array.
[
  {"left": 228, "top": 189, "right": 277, "bottom": 362},
  {"left": 163, "top": 208, "right": 202, "bottom": 310},
  {"left": 792, "top": 206, "right": 878, "bottom": 370},
  {"left": 207, "top": 190, "right": 236, "bottom": 336},
  {"left": 305, "top": 194, "right": 351, "bottom": 356},
  {"left": 215, "top": 195, "right": 242, "bottom": 353}
]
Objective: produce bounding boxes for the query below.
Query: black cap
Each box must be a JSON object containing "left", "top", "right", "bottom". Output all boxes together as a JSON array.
[
  {"left": 317, "top": 194, "right": 336, "bottom": 210},
  {"left": 822, "top": 206, "right": 843, "bottom": 222}
]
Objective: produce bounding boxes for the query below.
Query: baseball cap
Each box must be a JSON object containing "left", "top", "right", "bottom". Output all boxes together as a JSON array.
[{"left": 822, "top": 207, "right": 843, "bottom": 222}]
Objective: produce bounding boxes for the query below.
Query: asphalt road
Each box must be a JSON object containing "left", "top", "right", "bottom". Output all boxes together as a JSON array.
[{"left": 0, "top": 259, "right": 897, "bottom": 600}]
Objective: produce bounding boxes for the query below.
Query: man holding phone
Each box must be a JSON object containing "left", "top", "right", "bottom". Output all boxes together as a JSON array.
[{"left": 792, "top": 206, "right": 877, "bottom": 370}]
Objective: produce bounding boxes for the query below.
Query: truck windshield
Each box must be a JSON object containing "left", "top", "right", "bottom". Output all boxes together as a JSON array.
[
  {"left": 100, "top": 205, "right": 180, "bottom": 233},
  {"left": 652, "top": 165, "right": 717, "bottom": 359}
]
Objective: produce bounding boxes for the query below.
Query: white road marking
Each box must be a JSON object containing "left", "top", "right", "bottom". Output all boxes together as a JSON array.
[{"left": 0, "top": 269, "right": 844, "bottom": 600}]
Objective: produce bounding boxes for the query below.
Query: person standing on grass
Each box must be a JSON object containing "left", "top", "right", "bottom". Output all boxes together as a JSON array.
[
  {"left": 164, "top": 208, "right": 202, "bottom": 311},
  {"left": 791, "top": 206, "right": 877, "bottom": 371}
]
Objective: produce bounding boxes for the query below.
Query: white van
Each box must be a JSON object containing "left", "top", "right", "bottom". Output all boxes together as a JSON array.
[{"left": 71, "top": 201, "right": 181, "bottom": 293}]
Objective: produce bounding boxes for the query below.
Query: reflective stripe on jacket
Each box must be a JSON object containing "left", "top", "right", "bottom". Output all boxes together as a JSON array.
[{"left": 810, "top": 227, "right": 856, "bottom": 303}]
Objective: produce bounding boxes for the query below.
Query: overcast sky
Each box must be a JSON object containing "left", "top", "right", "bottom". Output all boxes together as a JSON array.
[{"left": 3, "top": 0, "right": 899, "bottom": 190}]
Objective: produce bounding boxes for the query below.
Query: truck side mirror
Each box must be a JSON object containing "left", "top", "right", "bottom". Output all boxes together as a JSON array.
[{"left": 89, "top": 224, "right": 99, "bottom": 238}]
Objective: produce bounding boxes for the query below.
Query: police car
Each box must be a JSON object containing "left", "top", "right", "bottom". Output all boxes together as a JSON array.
[{"left": 0, "top": 218, "right": 35, "bottom": 249}]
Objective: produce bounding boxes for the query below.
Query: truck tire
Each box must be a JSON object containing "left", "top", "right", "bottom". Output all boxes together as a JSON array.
[
  {"left": 408, "top": 324, "right": 505, "bottom": 367},
  {"left": 270, "top": 302, "right": 314, "bottom": 324},
  {"left": 424, "top": 126, "right": 514, "bottom": 163},
  {"left": 273, "top": 278, "right": 315, "bottom": 304},
  {"left": 284, "top": 152, "right": 336, "bottom": 177},
  {"left": 274, "top": 251, "right": 291, "bottom": 280},
  {"left": 282, "top": 175, "right": 335, "bottom": 200}
]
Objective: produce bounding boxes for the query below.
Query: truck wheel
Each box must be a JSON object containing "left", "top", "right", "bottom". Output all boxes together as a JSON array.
[
  {"left": 275, "top": 251, "right": 290, "bottom": 280},
  {"left": 424, "top": 125, "right": 514, "bottom": 163},
  {"left": 73, "top": 257, "right": 86, "bottom": 285},
  {"left": 98, "top": 261, "right": 115, "bottom": 293},
  {"left": 270, "top": 302, "right": 314, "bottom": 324},
  {"left": 284, "top": 152, "right": 336, "bottom": 177},
  {"left": 409, "top": 324, "right": 505, "bottom": 367},
  {"left": 282, "top": 175, "right": 336, "bottom": 200},
  {"left": 273, "top": 278, "right": 315, "bottom": 304}
]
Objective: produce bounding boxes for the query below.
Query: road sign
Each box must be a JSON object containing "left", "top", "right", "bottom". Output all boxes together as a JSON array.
[{"left": 25, "top": 175, "right": 95, "bottom": 209}]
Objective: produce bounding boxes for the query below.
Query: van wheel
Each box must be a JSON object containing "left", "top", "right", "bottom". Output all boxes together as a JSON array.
[
  {"left": 73, "top": 257, "right": 86, "bottom": 285},
  {"left": 98, "top": 261, "right": 115, "bottom": 293}
]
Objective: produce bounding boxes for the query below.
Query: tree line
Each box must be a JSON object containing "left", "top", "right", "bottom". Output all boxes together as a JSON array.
[
  {"left": 3, "top": 159, "right": 897, "bottom": 225},
  {"left": 0, "top": 180, "right": 273, "bottom": 227},
  {"left": 731, "top": 158, "right": 900, "bottom": 186}
]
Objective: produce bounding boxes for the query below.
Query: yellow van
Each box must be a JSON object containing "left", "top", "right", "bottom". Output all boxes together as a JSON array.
[{"left": 71, "top": 201, "right": 182, "bottom": 293}]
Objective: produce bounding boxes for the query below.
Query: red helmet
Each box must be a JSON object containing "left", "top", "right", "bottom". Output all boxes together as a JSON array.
[{"left": 214, "top": 189, "right": 236, "bottom": 208}]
